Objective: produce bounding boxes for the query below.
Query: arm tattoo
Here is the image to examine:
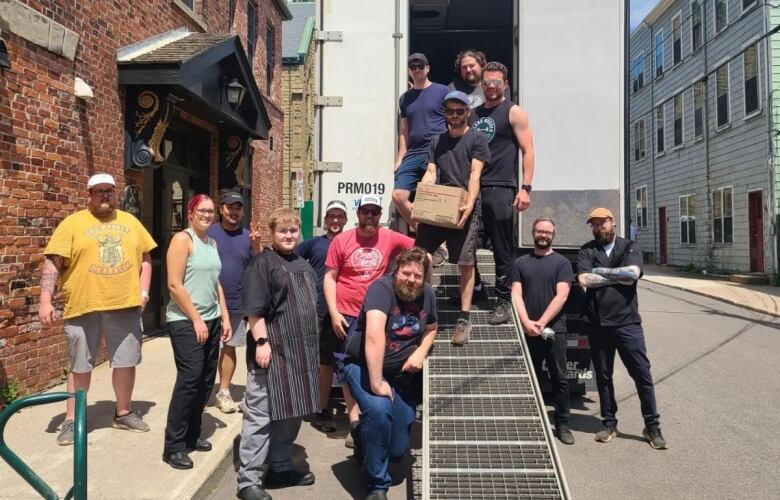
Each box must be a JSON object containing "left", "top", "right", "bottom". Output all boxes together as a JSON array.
[
  {"left": 591, "top": 265, "right": 641, "bottom": 281},
  {"left": 580, "top": 273, "right": 620, "bottom": 289},
  {"left": 41, "top": 257, "right": 61, "bottom": 295}
]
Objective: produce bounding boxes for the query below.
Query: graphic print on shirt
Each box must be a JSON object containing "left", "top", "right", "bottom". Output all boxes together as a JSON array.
[
  {"left": 84, "top": 224, "right": 133, "bottom": 275},
  {"left": 473, "top": 116, "right": 496, "bottom": 142},
  {"left": 386, "top": 303, "right": 427, "bottom": 353},
  {"left": 349, "top": 246, "right": 383, "bottom": 281}
]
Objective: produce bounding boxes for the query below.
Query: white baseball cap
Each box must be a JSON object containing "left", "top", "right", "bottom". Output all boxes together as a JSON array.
[
  {"left": 325, "top": 199, "right": 348, "bottom": 215},
  {"left": 358, "top": 195, "right": 382, "bottom": 209},
  {"left": 87, "top": 173, "right": 116, "bottom": 189}
]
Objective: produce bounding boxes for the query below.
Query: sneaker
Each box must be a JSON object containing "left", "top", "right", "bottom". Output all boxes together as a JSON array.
[
  {"left": 112, "top": 411, "right": 150, "bottom": 433},
  {"left": 366, "top": 490, "right": 388, "bottom": 500},
  {"left": 643, "top": 427, "right": 668, "bottom": 450},
  {"left": 487, "top": 301, "right": 511, "bottom": 325},
  {"left": 431, "top": 246, "right": 449, "bottom": 267},
  {"left": 265, "top": 469, "right": 315, "bottom": 488},
  {"left": 451, "top": 318, "right": 472, "bottom": 345},
  {"left": 311, "top": 409, "right": 337, "bottom": 433},
  {"left": 215, "top": 390, "right": 239, "bottom": 414},
  {"left": 556, "top": 425, "right": 575, "bottom": 445},
  {"left": 594, "top": 423, "right": 618, "bottom": 443},
  {"left": 57, "top": 419, "right": 74, "bottom": 446},
  {"left": 344, "top": 432, "right": 354, "bottom": 449}
]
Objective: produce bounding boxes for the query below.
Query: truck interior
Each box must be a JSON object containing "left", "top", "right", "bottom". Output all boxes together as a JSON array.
[{"left": 409, "top": 0, "right": 514, "bottom": 93}]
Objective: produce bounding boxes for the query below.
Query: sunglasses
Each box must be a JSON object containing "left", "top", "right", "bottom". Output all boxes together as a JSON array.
[
  {"left": 482, "top": 79, "right": 504, "bottom": 87},
  {"left": 359, "top": 208, "right": 381, "bottom": 216},
  {"left": 408, "top": 63, "right": 425, "bottom": 70},
  {"left": 444, "top": 108, "right": 467, "bottom": 116}
]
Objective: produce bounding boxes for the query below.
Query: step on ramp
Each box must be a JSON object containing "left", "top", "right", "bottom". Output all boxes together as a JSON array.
[{"left": 423, "top": 251, "right": 571, "bottom": 500}]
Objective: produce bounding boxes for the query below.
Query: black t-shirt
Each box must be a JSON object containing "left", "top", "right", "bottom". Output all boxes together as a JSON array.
[
  {"left": 295, "top": 234, "right": 332, "bottom": 316},
  {"left": 576, "top": 237, "right": 644, "bottom": 326},
  {"left": 242, "top": 248, "right": 316, "bottom": 366},
  {"left": 511, "top": 252, "right": 575, "bottom": 332},
  {"left": 344, "top": 275, "right": 437, "bottom": 375},
  {"left": 427, "top": 127, "right": 491, "bottom": 189}
]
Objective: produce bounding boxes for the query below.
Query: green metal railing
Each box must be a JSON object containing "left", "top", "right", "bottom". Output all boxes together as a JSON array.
[{"left": 0, "top": 390, "right": 87, "bottom": 500}]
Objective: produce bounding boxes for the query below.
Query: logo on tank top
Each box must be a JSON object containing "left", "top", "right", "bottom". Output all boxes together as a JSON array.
[
  {"left": 468, "top": 94, "right": 485, "bottom": 108},
  {"left": 350, "top": 247, "right": 383, "bottom": 280},
  {"left": 473, "top": 117, "right": 496, "bottom": 142}
]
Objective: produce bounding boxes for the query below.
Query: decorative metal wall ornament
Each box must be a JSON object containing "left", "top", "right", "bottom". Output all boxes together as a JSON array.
[
  {"left": 124, "top": 89, "right": 174, "bottom": 169},
  {"left": 121, "top": 185, "right": 141, "bottom": 216},
  {"left": 224, "top": 135, "right": 248, "bottom": 188}
]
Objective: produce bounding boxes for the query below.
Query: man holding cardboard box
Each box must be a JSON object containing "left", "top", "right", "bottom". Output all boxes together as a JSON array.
[{"left": 413, "top": 90, "right": 491, "bottom": 345}]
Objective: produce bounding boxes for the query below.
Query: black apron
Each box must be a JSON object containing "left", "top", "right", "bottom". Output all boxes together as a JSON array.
[{"left": 266, "top": 253, "right": 320, "bottom": 421}]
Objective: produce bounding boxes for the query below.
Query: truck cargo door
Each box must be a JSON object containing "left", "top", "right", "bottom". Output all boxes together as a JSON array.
[{"left": 315, "top": 0, "right": 407, "bottom": 228}]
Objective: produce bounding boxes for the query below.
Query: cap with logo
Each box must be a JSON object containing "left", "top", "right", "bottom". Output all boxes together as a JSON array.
[
  {"left": 443, "top": 90, "right": 470, "bottom": 107},
  {"left": 87, "top": 173, "right": 116, "bottom": 189},
  {"left": 358, "top": 195, "right": 382, "bottom": 209},
  {"left": 408, "top": 53, "right": 428, "bottom": 65},
  {"left": 587, "top": 207, "right": 615, "bottom": 222},
  {"left": 221, "top": 191, "right": 244, "bottom": 206},
  {"left": 325, "top": 199, "right": 348, "bottom": 215}
]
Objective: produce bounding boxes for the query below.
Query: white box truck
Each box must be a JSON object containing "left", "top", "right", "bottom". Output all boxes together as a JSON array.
[{"left": 313, "top": 0, "right": 626, "bottom": 391}]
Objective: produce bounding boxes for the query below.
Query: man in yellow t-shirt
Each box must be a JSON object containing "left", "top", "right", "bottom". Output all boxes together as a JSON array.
[{"left": 39, "top": 173, "right": 157, "bottom": 446}]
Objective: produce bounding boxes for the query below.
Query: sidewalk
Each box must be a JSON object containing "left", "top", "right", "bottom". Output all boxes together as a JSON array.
[
  {"left": 0, "top": 336, "right": 246, "bottom": 500},
  {"left": 643, "top": 264, "right": 780, "bottom": 317}
]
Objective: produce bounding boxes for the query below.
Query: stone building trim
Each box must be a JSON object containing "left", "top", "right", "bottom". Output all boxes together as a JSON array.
[{"left": 0, "top": 0, "right": 80, "bottom": 60}]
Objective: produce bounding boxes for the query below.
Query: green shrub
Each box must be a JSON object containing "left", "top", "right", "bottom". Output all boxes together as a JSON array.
[{"left": 0, "top": 377, "right": 24, "bottom": 407}]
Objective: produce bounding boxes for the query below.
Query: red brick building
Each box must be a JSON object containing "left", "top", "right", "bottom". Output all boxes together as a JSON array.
[{"left": 0, "top": 0, "right": 292, "bottom": 395}]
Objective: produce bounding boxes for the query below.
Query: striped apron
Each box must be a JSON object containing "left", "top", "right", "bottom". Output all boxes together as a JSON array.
[{"left": 266, "top": 254, "right": 320, "bottom": 421}]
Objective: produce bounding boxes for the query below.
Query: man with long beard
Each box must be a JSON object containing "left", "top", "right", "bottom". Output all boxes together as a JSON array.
[
  {"left": 324, "top": 195, "right": 414, "bottom": 447},
  {"left": 511, "top": 218, "right": 574, "bottom": 445},
  {"left": 340, "top": 247, "right": 437, "bottom": 500},
  {"left": 577, "top": 208, "right": 667, "bottom": 450}
]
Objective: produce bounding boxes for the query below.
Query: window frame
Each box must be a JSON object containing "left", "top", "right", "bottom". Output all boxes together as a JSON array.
[
  {"left": 247, "top": 0, "right": 257, "bottom": 70},
  {"left": 672, "top": 11, "right": 683, "bottom": 66},
  {"left": 654, "top": 29, "right": 665, "bottom": 78},
  {"left": 655, "top": 104, "right": 666, "bottom": 156},
  {"left": 693, "top": 79, "right": 705, "bottom": 140},
  {"left": 742, "top": 0, "right": 758, "bottom": 16},
  {"left": 712, "top": 186, "right": 734, "bottom": 244},
  {"left": 714, "top": 0, "right": 728, "bottom": 35},
  {"left": 679, "top": 194, "right": 696, "bottom": 245},
  {"left": 636, "top": 186, "right": 648, "bottom": 229},
  {"left": 743, "top": 43, "right": 761, "bottom": 118},
  {"left": 673, "top": 92, "right": 684, "bottom": 148},
  {"left": 715, "top": 63, "right": 730, "bottom": 130},
  {"left": 690, "top": 0, "right": 704, "bottom": 53},
  {"left": 632, "top": 53, "right": 646, "bottom": 94},
  {"left": 634, "top": 118, "right": 646, "bottom": 161},
  {"left": 266, "top": 23, "right": 276, "bottom": 96}
]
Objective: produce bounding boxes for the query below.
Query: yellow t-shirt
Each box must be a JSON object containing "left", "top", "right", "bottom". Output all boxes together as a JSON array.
[{"left": 44, "top": 209, "right": 158, "bottom": 319}]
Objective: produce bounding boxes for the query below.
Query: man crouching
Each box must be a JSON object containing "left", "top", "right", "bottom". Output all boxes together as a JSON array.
[{"left": 340, "top": 248, "right": 438, "bottom": 500}]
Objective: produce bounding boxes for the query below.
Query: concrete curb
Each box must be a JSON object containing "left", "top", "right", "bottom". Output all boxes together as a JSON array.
[{"left": 193, "top": 438, "right": 237, "bottom": 500}]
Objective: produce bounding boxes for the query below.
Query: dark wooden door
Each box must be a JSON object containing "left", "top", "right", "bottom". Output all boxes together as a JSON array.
[
  {"left": 658, "top": 207, "right": 667, "bottom": 264},
  {"left": 748, "top": 191, "right": 764, "bottom": 272}
]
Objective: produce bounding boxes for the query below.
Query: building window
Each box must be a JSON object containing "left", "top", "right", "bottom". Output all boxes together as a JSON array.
[
  {"left": 680, "top": 194, "right": 696, "bottom": 244},
  {"left": 636, "top": 186, "right": 648, "bottom": 229},
  {"left": 181, "top": 0, "right": 195, "bottom": 9},
  {"left": 673, "top": 93, "right": 684, "bottom": 147},
  {"left": 744, "top": 43, "right": 760, "bottom": 116},
  {"left": 654, "top": 30, "right": 664, "bottom": 78},
  {"left": 634, "top": 119, "right": 646, "bottom": 161},
  {"left": 672, "top": 13, "right": 682, "bottom": 65},
  {"left": 694, "top": 80, "right": 705, "bottom": 139},
  {"left": 714, "top": 0, "right": 728, "bottom": 34},
  {"left": 716, "top": 64, "right": 730, "bottom": 128},
  {"left": 247, "top": 1, "right": 257, "bottom": 69},
  {"left": 742, "top": 0, "right": 757, "bottom": 13},
  {"left": 631, "top": 55, "right": 645, "bottom": 94},
  {"left": 266, "top": 24, "right": 275, "bottom": 95},
  {"left": 712, "top": 187, "right": 733, "bottom": 244},
  {"left": 656, "top": 105, "right": 665, "bottom": 155},
  {"left": 691, "top": 1, "right": 703, "bottom": 52}
]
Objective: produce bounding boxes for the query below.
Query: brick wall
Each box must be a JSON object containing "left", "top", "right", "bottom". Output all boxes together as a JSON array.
[{"left": 0, "top": 0, "right": 286, "bottom": 395}]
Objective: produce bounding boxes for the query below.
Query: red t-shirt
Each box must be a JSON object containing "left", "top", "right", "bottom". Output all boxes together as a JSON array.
[{"left": 325, "top": 228, "right": 415, "bottom": 317}]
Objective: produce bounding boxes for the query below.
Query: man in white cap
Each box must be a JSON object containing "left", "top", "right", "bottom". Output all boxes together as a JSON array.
[
  {"left": 39, "top": 173, "right": 157, "bottom": 445},
  {"left": 296, "top": 200, "right": 349, "bottom": 433},
  {"left": 324, "top": 195, "right": 414, "bottom": 447}
]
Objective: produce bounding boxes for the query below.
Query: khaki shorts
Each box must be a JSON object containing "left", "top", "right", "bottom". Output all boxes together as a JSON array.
[{"left": 64, "top": 308, "right": 143, "bottom": 373}]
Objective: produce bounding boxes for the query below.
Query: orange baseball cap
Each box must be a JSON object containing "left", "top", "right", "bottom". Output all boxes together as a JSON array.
[{"left": 587, "top": 207, "right": 615, "bottom": 222}]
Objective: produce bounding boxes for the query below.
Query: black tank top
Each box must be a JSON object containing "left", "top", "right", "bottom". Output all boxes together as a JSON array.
[{"left": 472, "top": 99, "right": 520, "bottom": 188}]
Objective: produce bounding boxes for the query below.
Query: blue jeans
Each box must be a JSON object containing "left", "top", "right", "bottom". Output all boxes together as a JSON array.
[{"left": 341, "top": 362, "right": 417, "bottom": 493}]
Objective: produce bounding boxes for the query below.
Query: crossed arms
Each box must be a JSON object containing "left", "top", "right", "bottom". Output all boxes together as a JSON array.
[{"left": 577, "top": 266, "right": 641, "bottom": 289}]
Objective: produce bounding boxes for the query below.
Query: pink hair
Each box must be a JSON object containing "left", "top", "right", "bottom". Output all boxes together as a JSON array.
[{"left": 188, "top": 194, "right": 212, "bottom": 213}]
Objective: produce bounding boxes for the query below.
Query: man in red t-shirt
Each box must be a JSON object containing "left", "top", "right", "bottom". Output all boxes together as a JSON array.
[{"left": 324, "top": 194, "right": 414, "bottom": 446}]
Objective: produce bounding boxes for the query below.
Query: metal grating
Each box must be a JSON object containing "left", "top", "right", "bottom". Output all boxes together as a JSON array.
[
  {"left": 434, "top": 325, "right": 517, "bottom": 341},
  {"left": 437, "top": 310, "right": 503, "bottom": 326},
  {"left": 428, "top": 396, "right": 538, "bottom": 417},
  {"left": 429, "top": 419, "right": 546, "bottom": 442},
  {"left": 429, "top": 357, "right": 527, "bottom": 375},
  {"left": 428, "top": 472, "right": 562, "bottom": 500},
  {"left": 429, "top": 443, "right": 553, "bottom": 470},
  {"left": 431, "top": 341, "right": 523, "bottom": 358},
  {"left": 432, "top": 273, "right": 496, "bottom": 286},
  {"left": 429, "top": 376, "right": 534, "bottom": 396}
]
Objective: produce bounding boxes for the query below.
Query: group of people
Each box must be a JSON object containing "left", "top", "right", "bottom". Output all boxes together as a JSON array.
[{"left": 37, "top": 49, "right": 667, "bottom": 500}]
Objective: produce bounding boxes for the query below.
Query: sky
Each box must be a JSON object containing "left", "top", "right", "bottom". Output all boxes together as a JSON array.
[{"left": 631, "top": 0, "right": 662, "bottom": 31}]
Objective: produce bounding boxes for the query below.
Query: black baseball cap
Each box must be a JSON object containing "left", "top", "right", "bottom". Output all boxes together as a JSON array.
[
  {"left": 221, "top": 191, "right": 244, "bottom": 206},
  {"left": 408, "top": 53, "right": 428, "bottom": 65}
]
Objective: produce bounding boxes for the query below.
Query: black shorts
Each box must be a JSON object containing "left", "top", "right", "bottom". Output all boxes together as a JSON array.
[
  {"left": 318, "top": 314, "right": 346, "bottom": 366},
  {"left": 414, "top": 211, "right": 480, "bottom": 266}
]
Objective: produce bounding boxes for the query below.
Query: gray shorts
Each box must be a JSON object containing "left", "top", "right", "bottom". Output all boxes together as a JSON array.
[
  {"left": 64, "top": 308, "right": 143, "bottom": 373},
  {"left": 221, "top": 312, "right": 247, "bottom": 348}
]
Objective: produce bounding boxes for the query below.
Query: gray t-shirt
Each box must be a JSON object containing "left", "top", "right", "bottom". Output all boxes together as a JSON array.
[{"left": 427, "top": 128, "right": 491, "bottom": 189}]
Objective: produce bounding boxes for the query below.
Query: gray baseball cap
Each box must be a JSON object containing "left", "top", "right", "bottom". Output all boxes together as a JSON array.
[{"left": 443, "top": 90, "right": 470, "bottom": 107}]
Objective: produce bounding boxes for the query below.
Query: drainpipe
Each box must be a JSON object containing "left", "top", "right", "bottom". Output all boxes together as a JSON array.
[
  {"left": 703, "top": 0, "right": 712, "bottom": 268},
  {"left": 648, "top": 21, "right": 658, "bottom": 262},
  {"left": 763, "top": 4, "right": 778, "bottom": 276},
  {"left": 624, "top": 0, "right": 631, "bottom": 238}
]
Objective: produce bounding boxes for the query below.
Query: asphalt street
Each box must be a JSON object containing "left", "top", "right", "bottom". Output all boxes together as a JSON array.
[{"left": 208, "top": 281, "right": 780, "bottom": 500}]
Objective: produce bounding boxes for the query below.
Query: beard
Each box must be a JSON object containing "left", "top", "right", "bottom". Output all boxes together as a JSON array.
[
  {"left": 358, "top": 220, "right": 378, "bottom": 233},
  {"left": 395, "top": 279, "right": 424, "bottom": 302},
  {"left": 594, "top": 227, "right": 616, "bottom": 246},
  {"left": 90, "top": 202, "right": 115, "bottom": 217},
  {"left": 447, "top": 116, "right": 467, "bottom": 129},
  {"left": 534, "top": 236, "right": 551, "bottom": 249}
]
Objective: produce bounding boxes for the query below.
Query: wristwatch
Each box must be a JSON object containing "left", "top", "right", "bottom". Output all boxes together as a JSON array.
[
  {"left": 521, "top": 184, "right": 532, "bottom": 193},
  {"left": 255, "top": 337, "right": 268, "bottom": 346}
]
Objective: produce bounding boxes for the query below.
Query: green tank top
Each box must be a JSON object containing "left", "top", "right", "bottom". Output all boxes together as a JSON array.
[{"left": 166, "top": 228, "right": 222, "bottom": 323}]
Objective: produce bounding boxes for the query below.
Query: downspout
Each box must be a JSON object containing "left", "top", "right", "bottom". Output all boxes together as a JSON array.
[
  {"left": 624, "top": 0, "right": 631, "bottom": 238},
  {"left": 763, "top": 3, "right": 778, "bottom": 276},
  {"left": 703, "top": 0, "right": 712, "bottom": 268},
  {"left": 648, "top": 21, "right": 658, "bottom": 262},
  {"left": 314, "top": 0, "right": 324, "bottom": 227}
]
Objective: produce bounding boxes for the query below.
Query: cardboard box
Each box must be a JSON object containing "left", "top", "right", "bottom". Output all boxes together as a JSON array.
[{"left": 411, "top": 183, "right": 467, "bottom": 229}]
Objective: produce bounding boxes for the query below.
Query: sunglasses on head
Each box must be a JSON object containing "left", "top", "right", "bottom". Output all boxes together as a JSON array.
[
  {"left": 444, "top": 108, "right": 467, "bottom": 116},
  {"left": 408, "top": 63, "right": 425, "bottom": 70}
]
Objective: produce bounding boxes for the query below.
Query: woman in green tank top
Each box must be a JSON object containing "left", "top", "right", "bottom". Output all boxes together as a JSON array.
[{"left": 162, "top": 194, "right": 232, "bottom": 470}]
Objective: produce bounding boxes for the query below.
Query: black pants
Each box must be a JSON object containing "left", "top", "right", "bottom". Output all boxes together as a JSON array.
[
  {"left": 481, "top": 186, "right": 515, "bottom": 302},
  {"left": 164, "top": 317, "right": 221, "bottom": 454},
  {"left": 586, "top": 322, "right": 660, "bottom": 429},
  {"left": 527, "top": 333, "right": 570, "bottom": 425}
]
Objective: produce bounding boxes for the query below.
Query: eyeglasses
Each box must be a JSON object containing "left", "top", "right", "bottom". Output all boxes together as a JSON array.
[
  {"left": 359, "top": 208, "right": 381, "bottom": 216},
  {"left": 533, "top": 230, "right": 554, "bottom": 236},
  {"left": 589, "top": 219, "right": 612, "bottom": 228},
  {"left": 92, "top": 189, "right": 115, "bottom": 197},
  {"left": 325, "top": 213, "right": 346, "bottom": 220},
  {"left": 408, "top": 63, "right": 425, "bottom": 70},
  {"left": 194, "top": 208, "right": 215, "bottom": 216},
  {"left": 444, "top": 108, "right": 466, "bottom": 116},
  {"left": 482, "top": 79, "right": 504, "bottom": 87}
]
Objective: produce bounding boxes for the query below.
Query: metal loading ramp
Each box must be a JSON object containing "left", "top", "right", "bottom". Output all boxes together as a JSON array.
[{"left": 422, "top": 251, "right": 571, "bottom": 500}]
